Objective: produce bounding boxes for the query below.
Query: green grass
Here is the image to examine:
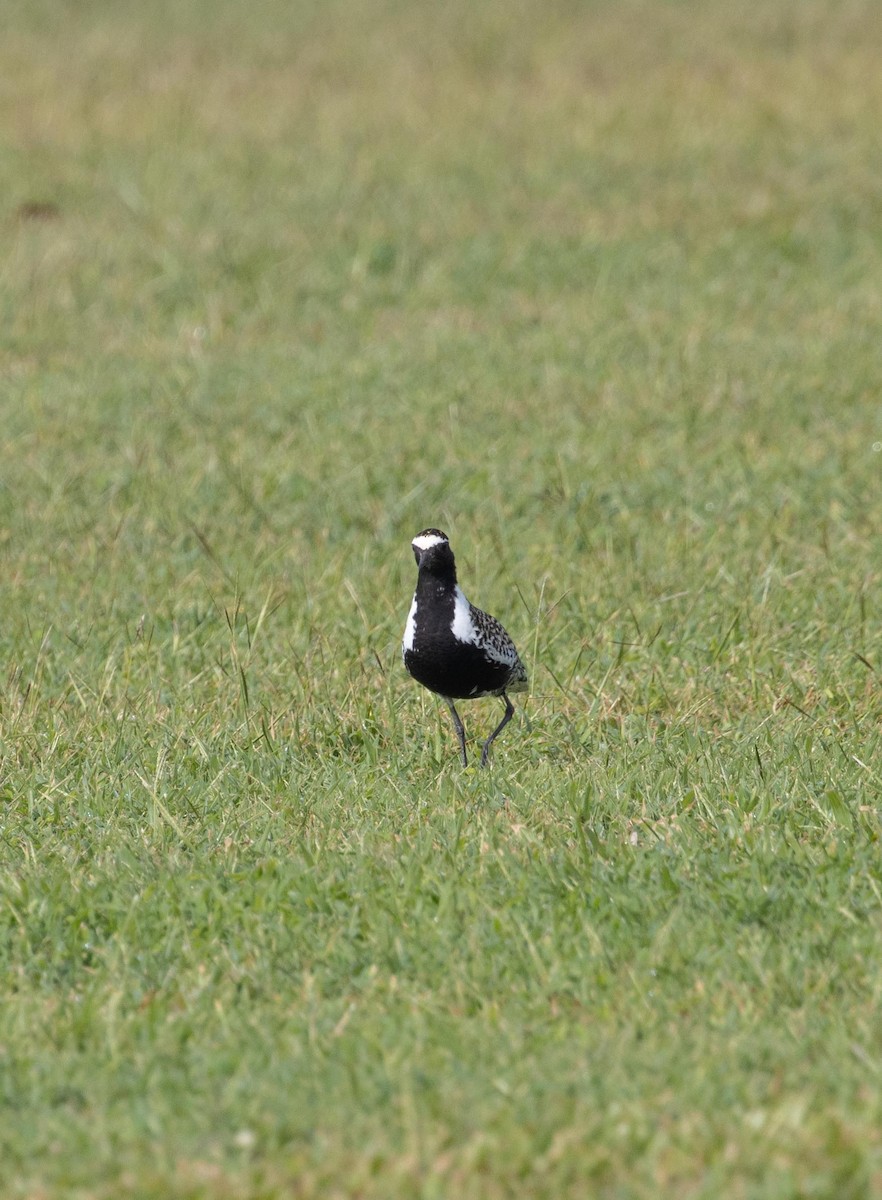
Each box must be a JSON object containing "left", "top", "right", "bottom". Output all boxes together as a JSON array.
[{"left": 3, "top": 0, "right": 882, "bottom": 1194}]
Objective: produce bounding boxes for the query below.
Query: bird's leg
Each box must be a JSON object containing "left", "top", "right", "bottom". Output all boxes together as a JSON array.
[
  {"left": 445, "top": 699, "right": 468, "bottom": 767},
  {"left": 480, "top": 692, "right": 515, "bottom": 768}
]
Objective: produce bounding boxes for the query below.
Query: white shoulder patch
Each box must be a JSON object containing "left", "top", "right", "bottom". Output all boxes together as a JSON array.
[
  {"left": 412, "top": 532, "right": 448, "bottom": 551},
  {"left": 402, "top": 594, "right": 418, "bottom": 652},
  {"left": 451, "top": 585, "right": 478, "bottom": 644}
]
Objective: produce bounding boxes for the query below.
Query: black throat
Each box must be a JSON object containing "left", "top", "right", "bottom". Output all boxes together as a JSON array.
[
  {"left": 415, "top": 561, "right": 456, "bottom": 606},
  {"left": 414, "top": 541, "right": 458, "bottom": 593}
]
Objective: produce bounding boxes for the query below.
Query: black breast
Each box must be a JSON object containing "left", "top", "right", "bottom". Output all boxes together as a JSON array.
[{"left": 404, "top": 636, "right": 515, "bottom": 700}]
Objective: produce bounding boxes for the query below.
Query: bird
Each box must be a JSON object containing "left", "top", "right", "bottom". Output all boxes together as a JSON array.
[{"left": 402, "top": 528, "right": 527, "bottom": 767}]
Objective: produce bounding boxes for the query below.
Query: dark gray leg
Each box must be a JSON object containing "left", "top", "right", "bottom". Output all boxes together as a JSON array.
[
  {"left": 480, "top": 692, "right": 515, "bottom": 767},
  {"left": 445, "top": 699, "right": 468, "bottom": 767}
]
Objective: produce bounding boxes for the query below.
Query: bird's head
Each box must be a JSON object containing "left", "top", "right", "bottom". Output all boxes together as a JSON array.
[{"left": 411, "top": 528, "right": 456, "bottom": 576}]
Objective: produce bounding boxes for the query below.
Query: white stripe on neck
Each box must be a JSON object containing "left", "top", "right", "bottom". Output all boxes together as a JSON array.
[
  {"left": 402, "top": 595, "right": 418, "bottom": 651},
  {"left": 451, "top": 586, "right": 477, "bottom": 644}
]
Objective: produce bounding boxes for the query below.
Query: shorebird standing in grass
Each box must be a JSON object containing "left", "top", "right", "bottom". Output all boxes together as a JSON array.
[{"left": 402, "top": 528, "right": 527, "bottom": 767}]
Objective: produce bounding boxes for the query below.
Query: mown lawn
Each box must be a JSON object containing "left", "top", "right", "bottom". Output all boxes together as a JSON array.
[{"left": 2, "top": 0, "right": 882, "bottom": 1195}]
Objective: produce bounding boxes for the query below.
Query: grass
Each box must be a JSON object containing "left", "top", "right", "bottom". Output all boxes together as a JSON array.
[{"left": 2, "top": 0, "right": 882, "bottom": 1194}]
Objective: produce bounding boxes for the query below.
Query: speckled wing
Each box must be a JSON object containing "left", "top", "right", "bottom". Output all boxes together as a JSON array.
[{"left": 470, "top": 604, "right": 528, "bottom": 691}]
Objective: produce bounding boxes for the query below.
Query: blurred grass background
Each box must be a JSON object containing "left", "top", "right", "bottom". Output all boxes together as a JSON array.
[{"left": 3, "top": 0, "right": 882, "bottom": 1195}]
